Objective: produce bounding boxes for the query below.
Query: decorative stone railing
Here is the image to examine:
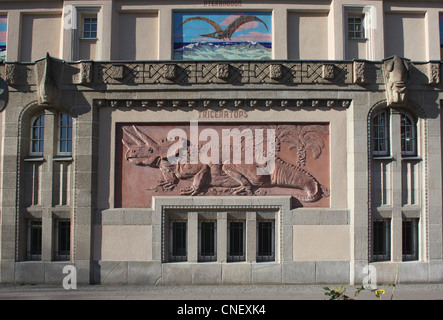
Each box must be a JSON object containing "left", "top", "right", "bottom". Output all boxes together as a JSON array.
[
  {"left": 1, "top": 56, "right": 440, "bottom": 87},
  {"left": 0, "top": 55, "right": 440, "bottom": 112}
]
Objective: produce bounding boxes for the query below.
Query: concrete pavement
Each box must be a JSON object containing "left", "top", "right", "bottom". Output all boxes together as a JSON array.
[{"left": 0, "top": 283, "right": 442, "bottom": 300}]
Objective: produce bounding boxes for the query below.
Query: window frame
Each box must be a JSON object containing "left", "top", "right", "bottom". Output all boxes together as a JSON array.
[
  {"left": 227, "top": 220, "right": 246, "bottom": 262},
  {"left": 372, "top": 110, "right": 390, "bottom": 157},
  {"left": 30, "top": 114, "right": 45, "bottom": 156},
  {"left": 27, "top": 219, "right": 42, "bottom": 261},
  {"left": 256, "top": 220, "right": 275, "bottom": 262},
  {"left": 400, "top": 112, "right": 417, "bottom": 157},
  {"left": 372, "top": 219, "right": 391, "bottom": 262},
  {"left": 198, "top": 220, "right": 217, "bottom": 262},
  {"left": 81, "top": 14, "right": 98, "bottom": 40},
  {"left": 402, "top": 218, "right": 419, "bottom": 261},
  {"left": 347, "top": 13, "right": 366, "bottom": 40},
  {"left": 55, "top": 219, "right": 71, "bottom": 261},
  {"left": 58, "top": 113, "right": 73, "bottom": 156},
  {"left": 169, "top": 220, "right": 187, "bottom": 262}
]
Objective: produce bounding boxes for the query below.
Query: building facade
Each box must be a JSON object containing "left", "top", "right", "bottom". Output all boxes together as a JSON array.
[{"left": 0, "top": 0, "right": 442, "bottom": 285}]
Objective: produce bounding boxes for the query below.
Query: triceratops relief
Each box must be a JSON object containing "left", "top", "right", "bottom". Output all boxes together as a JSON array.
[
  {"left": 383, "top": 55, "right": 410, "bottom": 107},
  {"left": 119, "top": 123, "right": 330, "bottom": 207}
]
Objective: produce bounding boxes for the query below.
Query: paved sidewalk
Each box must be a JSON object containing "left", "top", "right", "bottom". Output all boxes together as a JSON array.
[{"left": 0, "top": 283, "right": 442, "bottom": 300}]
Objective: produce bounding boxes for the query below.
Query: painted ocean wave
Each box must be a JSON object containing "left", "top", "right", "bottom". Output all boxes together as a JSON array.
[
  {"left": 174, "top": 41, "right": 272, "bottom": 60},
  {"left": 0, "top": 47, "right": 5, "bottom": 62}
]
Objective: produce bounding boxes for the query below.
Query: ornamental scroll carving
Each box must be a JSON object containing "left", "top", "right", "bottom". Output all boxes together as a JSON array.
[{"left": 116, "top": 123, "right": 330, "bottom": 208}]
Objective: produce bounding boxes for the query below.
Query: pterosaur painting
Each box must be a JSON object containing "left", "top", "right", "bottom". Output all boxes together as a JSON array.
[
  {"left": 0, "top": 16, "right": 6, "bottom": 62},
  {"left": 174, "top": 12, "right": 272, "bottom": 60}
]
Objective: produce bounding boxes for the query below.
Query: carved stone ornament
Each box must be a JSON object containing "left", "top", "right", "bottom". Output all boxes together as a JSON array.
[
  {"left": 0, "top": 77, "right": 8, "bottom": 112},
  {"left": 269, "top": 64, "right": 283, "bottom": 80},
  {"left": 36, "top": 53, "right": 59, "bottom": 107},
  {"left": 4, "top": 63, "right": 17, "bottom": 85},
  {"left": 322, "top": 64, "right": 335, "bottom": 80},
  {"left": 353, "top": 61, "right": 367, "bottom": 84},
  {"left": 118, "top": 123, "right": 330, "bottom": 208},
  {"left": 111, "top": 64, "right": 125, "bottom": 80},
  {"left": 163, "top": 64, "right": 177, "bottom": 80},
  {"left": 217, "top": 63, "right": 230, "bottom": 79},
  {"left": 383, "top": 55, "right": 410, "bottom": 107},
  {"left": 427, "top": 62, "right": 440, "bottom": 85},
  {"left": 80, "top": 62, "right": 93, "bottom": 84}
]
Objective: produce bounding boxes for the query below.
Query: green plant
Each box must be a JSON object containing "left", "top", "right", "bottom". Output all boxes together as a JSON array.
[
  {"left": 324, "top": 284, "right": 393, "bottom": 300},
  {"left": 323, "top": 284, "right": 352, "bottom": 300}
]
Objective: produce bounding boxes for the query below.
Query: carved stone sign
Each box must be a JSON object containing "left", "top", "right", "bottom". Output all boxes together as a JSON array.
[{"left": 115, "top": 123, "right": 330, "bottom": 208}]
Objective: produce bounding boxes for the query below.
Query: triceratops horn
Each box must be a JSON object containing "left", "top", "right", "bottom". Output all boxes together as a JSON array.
[
  {"left": 122, "top": 126, "right": 144, "bottom": 145},
  {"left": 133, "top": 125, "right": 158, "bottom": 147}
]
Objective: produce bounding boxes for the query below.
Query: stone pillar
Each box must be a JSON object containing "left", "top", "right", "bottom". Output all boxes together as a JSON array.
[
  {"left": 73, "top": 101, "right": 99, "bottom": 284},
  {"left": 188, "top": 212, "right": 198, "bottom": 262},
  {"left": 217, "top": 212, "right": 227, "bottom": 263},
  {"left": 41, "top": 109, "right": 56, "bottom": 261},
  {"left": 390, "top": 110, "right": 403, "bottom": 262},
  {"left": 246, "top": 212, "right": 257, "bottom": 263}
]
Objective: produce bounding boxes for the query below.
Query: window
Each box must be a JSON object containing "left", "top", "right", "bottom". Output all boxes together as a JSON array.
[
  {"left": 170, "top": 220, "right": 187, "bottom": 261},
  {"left": 27, "top": 220, "right": 42, "bottom": 260},
  {"left": 55, "top": 220, "right": 70, "bottom": 261},
  {"left": 257, "top": 220, "right": 275, "bottom": 262},
  {"left": 82, "top": 16, "right": 97, "bottom": 39},
  {"left": 401, "top": 113, "right": 416, "bottom": 156},
  {"left": 348, "top": 15, "right": 365, "bottom": 39},
  {"left": 227, "top": 221, "right": 245, "bottom": 262},
  {"left": 373, "top": 111, "right": 389, "bottom": 156},
  {"left": 31, "top": 114, "right": 45, "bottom": 155},
  {"left": 199, "top": 221, "right": 216, "bottom": 262},
  {"left": 59, "top": 113, "right": 73, "bottom": 155},
  {"left": 402, "top": 218, "right": 419, "bottom": 261},
  {"left": 372, "top": 220, "right": 391, "bottom": 261}
]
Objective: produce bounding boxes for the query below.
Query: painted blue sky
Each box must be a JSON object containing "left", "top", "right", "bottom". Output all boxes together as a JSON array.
[{"left": 174, "top": 12, "right": 272, "bottom": 43}]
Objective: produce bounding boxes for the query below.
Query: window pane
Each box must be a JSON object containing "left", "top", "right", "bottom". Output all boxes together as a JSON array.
[
  {"left": 373, "top": 112, "right": 389, "bottom": 155},
  {"left": 57, "top": 220, "right": 70, "bottom": 260},
  {"left": 257, "top": 221, "right": 275, "bottom": 261},
  {"left": 401, "top": 114, "right": 416, "bottom": 155},
  {"left": 172, "top": 221, "right": 187, "bottom": 258},
  {"left": 59, "top": 114, "right": 73, "bottom": 154},
  {"left": 60, "top": 140, "right": 66, "bottom": 153},
  {"left": 373, "top": 220, "right": 390, "bottom": 261},
  {"left": 31, "top": 115, "right": 45, "bottom": 154},
  {"left": 228, "top": 221, "right": 245, "bottom": 261},
  {"left": 29, "top": 220, "right": 42, "bottom": 259},
  {"left": 83, "top": 17, "right": 97, "bottom": 38},
  {"left": 403, "top": 219, "right": 419, "bottom": 261},
  {"left": 348, "top": 15, "right": 365, "bottom": 38},
  {"left": 199, "top": 221, "right": 216, "bottom": 261}
]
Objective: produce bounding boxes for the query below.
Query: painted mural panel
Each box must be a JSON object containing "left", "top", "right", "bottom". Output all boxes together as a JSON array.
[
  {"left": 115, "top": 123, "right": 330, "bottom": 208},
  {"left": 173, "top": 12, "right": 272, "bottom": 60},
  {"left": 0, "top": 16, "right": 6, "bottom": 61}
]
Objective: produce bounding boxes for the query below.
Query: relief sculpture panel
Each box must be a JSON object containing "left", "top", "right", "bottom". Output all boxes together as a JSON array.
[{"left": 115, "top": 123, "right": 330, "bottom": 208}]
